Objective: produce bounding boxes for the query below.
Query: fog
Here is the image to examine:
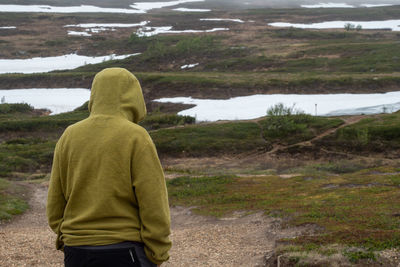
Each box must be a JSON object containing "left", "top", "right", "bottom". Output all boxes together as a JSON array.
[{"left": 204, "top": 0, "right": 400, "bottom": 9}]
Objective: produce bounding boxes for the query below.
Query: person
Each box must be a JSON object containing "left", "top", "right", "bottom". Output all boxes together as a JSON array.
[{"left": 46, "top": 68, "right": 172, "bottom": 267}]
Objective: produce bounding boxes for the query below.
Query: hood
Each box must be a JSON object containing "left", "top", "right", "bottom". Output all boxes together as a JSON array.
[{"left": 88, "top": 68, "right": 146, "bottom": 123}]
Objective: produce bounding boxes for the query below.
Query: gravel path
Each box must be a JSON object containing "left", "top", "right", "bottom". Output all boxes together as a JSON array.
[
  {"left": 0, "top": 183, "right": 308, "bottom": 267},
  {"left": 0, "top": 183, "right": 63, "bottom": 267}
]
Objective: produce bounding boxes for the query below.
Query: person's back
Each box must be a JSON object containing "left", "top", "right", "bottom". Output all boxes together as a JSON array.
[{"left": 47, "top": 68, "right": 171, "bottom": 267}]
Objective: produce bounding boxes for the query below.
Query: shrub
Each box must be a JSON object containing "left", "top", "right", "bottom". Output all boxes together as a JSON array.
[
  {"left": 344, "top": 23, "right": 356, "bottom": 31},
  {"left": 266, "top": 102, "right": 303, "bottom": 117},
  {"left": 140, "top": 113, "right": 195, "bottom": 130},
  {"left": 74, "top": 101, "right": 89, "bottom": 111},
  {"left": 263, "top": 103, "right": 311, "bottom": 142},
  {"left": 261, "top": 103, "right": 343, "bottom": 145},
  {"left": 0, "top": 103, "right": 33, "bottom": 114},
  {"left": 344, "top": 250, "right": 376, "bottom": 263}
]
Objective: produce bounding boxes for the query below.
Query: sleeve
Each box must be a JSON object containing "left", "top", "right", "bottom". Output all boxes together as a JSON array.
[
  {"left": 132, "top": 138, "right": 172, "bottom": 265},
  {"left": 46, "top": 141, "right": 67, "bottom": 249}
]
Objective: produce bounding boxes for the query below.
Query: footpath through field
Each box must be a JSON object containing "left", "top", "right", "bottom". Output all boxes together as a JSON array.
[{"left": 0, "top": 183, "right": 310, "bottom": 266}]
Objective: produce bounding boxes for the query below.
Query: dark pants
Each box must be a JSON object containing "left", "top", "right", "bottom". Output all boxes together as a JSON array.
[{"left": 64, "top": 242, "right": 157, "bottom": 267}]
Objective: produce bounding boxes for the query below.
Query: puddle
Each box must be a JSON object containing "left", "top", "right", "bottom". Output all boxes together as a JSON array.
[
  {"left": 0, "top": 88, "right": 90, "bottom": 114},
  {"left": 0, "top": 26, "right": 16, "bottom": 29},
  {"left": 154, "top": 92, "right": 400, "bottom": 121},
  {"left": 269, "top": 19, "right": 400, "bottom": 31},
  {"left": 0, "top": 53, "right": 139, "bottom": 74}
]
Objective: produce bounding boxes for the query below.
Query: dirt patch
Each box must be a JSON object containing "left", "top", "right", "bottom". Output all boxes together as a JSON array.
[
  {"left": 166, "top": 206, "right": 316, "bottom": 267},
  {"left": 0, "top": 183, "right": 63, "bottom": 267},
  {"left": 0, "top": 182, "right": 318, "bottom": 267}
]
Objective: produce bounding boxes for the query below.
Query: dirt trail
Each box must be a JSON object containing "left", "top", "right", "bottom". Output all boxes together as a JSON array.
[
  {"left": 0, "top": 183, "right": 313, "bottom": 267},
  {"left": 0, "top": 183, "right": 63, "bottom": 267},
  {"left": 265, "top": 115, "right": 367, "bottom": 155}
]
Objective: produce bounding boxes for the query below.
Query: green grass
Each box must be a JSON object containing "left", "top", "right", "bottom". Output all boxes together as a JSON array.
[
  {"left": 259, "top": 113, "right": 343, "bottom": 145},
  {"left": 166, "top": 167, "right": 400, "bottom": 251},
  {"left": 0, "top": 110, "right": 89, "bottom": 132},
  {"left": 0, "top": 103, "right": 34, "bottom": 114},
  {"left": 320, "top": 111, "right": 400, "bottom": 152},
  {"left": 0, "top": 103, "right": 197, "bottom": 176},
  {"left": 0, "top": 138, "right": 57, "bottom": 177},
  {"left": 271, "top": 28, "right": 357, "bottom": 40},
  {"left": 343, "top": 250, "right": 376, "bottom": 263},
  {"left": 70, "top": 101, "right": 196, "bottom": 130},
  {"left": 284, "top": 42, "right": 400, "bottom": 73},
  {"left": 73, "top": 35, "right": 229, "bottom": 72},
  {"left": 151, "top": 122, "right": 267, "bottom": 156},
  {"left": 168, "top": 175, "right": 233, "bottom": 199},
  {"left": 0, "top": 178, "right": 29, "bottom": 221},
  {"left": 204, "top": 55, "right": 276, "bottom": 71},
  {"left": 140, "top": 113, "right": 195, "bottom": 130}
]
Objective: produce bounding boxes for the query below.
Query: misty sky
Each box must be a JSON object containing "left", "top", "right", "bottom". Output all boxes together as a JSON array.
[
  {"left": 1, "top": 0, "right": 400, "bottom": 9},
  {"left": 206, "top": 0, "right": 400, "bottom": 9}
]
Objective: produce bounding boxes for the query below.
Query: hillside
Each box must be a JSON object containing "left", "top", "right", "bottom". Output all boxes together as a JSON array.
[
  {"left": 1, "top": 2, "right": 400, "bottom": 266},
  {"left": 0, "top": 103, "right": 399, "bottom": 265},
  {"left": 2, "top": 6, "right": 400, "bottom": 100}
]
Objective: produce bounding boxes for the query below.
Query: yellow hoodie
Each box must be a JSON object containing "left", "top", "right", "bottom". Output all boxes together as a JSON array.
[{"left": 46, "top": 68, "right": 171, "bottom": 265}]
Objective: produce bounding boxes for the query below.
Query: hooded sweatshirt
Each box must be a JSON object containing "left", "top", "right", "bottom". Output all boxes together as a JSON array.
[{"left": 46, "top": 68, "right": 171, "bottom": 265}]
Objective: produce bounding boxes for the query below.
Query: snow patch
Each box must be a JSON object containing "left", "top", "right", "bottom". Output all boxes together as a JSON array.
[
  {"left": 0, "top": 53, "right": 139, "bottom": 74},
  {"left": 268, "top": 20, "right": 400, "bottom": 31},
  {"left": 0, "top": 1, "right": 210, "bottom": 14},
  {"left": 173, "top": 8, "right": 210, "bottom": 12},
  {"left": 0, "top": 4, "right": 144, "bottom": 13},
  {"left": 301, "top": 3, "right": 355, "bottom": 8},
  {"left": 0, "top": 26, "right": 16, "bottom": 29},
  {"left": 67, "top": 31, "right": 92, "bottom": 36},
  {"left": 200, "top": 18, "right": 245, "bottom": 23},
  {"left": 154, "top": 92, "right": 400, "bottom": 121},
  {"left": 65, "top": 22, "right": 150, "bottom": 34},
  {"left": 360, "top": 4, "right": 394, "bottom": 7},
  {"left": 0, "top": 88, "right": 90, "bottom": 114},
  {"left": 136, "top": 26, "right": 229, "bottom": 37},
  {"left": 326, "top": 102, "right": 400, "bottom": 116},
  {"left": 181, "top": 63, "right": 199, "bottom": 69},
  {"left": 130, "top": 0, "right": 204, "bottom": 12},
  {"left": 64, "top": 21, "right": 149, "bottom": 29}
]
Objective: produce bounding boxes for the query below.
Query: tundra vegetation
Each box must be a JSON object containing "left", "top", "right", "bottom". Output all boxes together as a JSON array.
[{"left": 1, "top": 3, "right": 400, "bottom": 266}]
